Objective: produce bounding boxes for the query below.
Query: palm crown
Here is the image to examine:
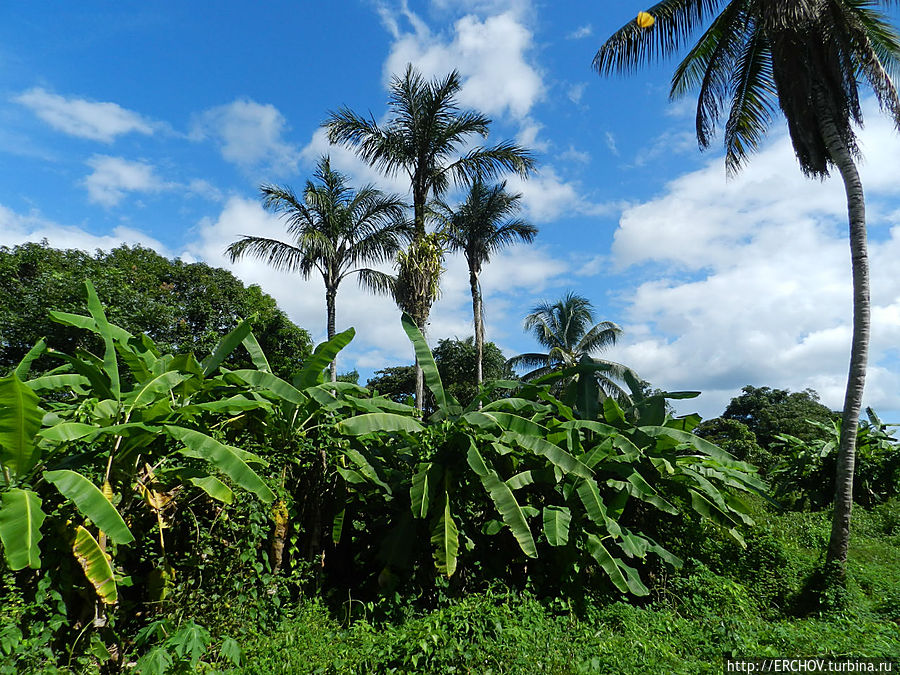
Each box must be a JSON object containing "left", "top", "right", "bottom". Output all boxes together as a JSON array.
[
  {"left": 594, "top": 0, "right": 900, "bottom": 176},
  {"left": 325, "top": 64, "right": 536, "bottom": 238},
  {"left": 226, "top": 156, "right": 408, "bottom": 379},
  {"left": 508, "top": 292, "right": 633, "bottom": 401}
]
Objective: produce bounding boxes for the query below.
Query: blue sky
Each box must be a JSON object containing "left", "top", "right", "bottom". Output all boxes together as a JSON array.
[{"left": 2, "top": 1, "right": 900, "bottom": 419}]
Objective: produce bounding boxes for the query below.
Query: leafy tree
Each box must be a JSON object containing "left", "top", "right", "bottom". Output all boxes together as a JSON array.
[
  {"left": 366, "top": 337, "right": 514, "bottom": 410},
  {"left": 0, "top": 242, "right": 311, "bottom": 380},
  {"left": 325, "top": 65, "right": 535, "bottom": 407},
  {"left": 226, "top": 156, "right": 407, "bottom": 381},
  {"left": 438, "top": 180, "right": 537, "bottom": 396},
  {"left": 722, "top": 385, "right": 836, "bottom": 450},
  {"left": 695, "top": 417, "right": 770, "bottom": 471},
  {"left": 593, "top": 0, "right": 900, "bottom": 574},
  {"left": 508, "top": 292, "right": 633, "bottom": 402}
]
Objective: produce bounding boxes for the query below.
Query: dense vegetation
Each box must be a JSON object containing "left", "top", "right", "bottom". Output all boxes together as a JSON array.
[{"left": 4, "top": 12, "right": 900, "bottom": 667}]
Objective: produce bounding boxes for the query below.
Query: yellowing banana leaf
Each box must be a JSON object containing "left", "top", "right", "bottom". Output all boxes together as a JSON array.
[{"left": 72, "top": 526, "right": 117, "bottom": 605}]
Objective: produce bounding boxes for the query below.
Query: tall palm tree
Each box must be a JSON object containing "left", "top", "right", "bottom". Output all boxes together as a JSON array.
[
  {"left": 226, "top": 156, "right": 407, "bottom": 381},
  {"left": 508, "top": 292, "right": 632, "bottom": 402},
  {"left": 593, "top": 1, "right": 900, "bottom": 575},
  {"left": 437, "top": 180, "right": 537, "bottom": 396},
  {"left": 324, "top": 64, "right": 536, "bottom": 408}
]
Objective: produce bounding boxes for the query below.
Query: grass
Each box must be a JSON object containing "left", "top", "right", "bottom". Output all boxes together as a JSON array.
[{"left": 233, "top": 499, "right": 900, "bottom": 674}]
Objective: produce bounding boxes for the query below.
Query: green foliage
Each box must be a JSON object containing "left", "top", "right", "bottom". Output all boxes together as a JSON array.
[
  {"left": 334, "top": 314, "right": 763, "bottom": 599},
  {"left": 769, "top": 409, "right": 900, "bottom": 509},
  {"left": 0, "top": 242, "right": 312, "bottom": 379},
  {"left": 722, "top": 385, "right": 836, "bottom": 451},
  {"left": 366, "top": 337, "right": 514, "bottom": 409},
  {"left": 695, "top": 418, "right": 770, "bottom": 469}
]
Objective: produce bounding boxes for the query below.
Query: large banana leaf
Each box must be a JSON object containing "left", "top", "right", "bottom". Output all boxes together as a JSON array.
[
  {"left": 337, "top": 413, "right": 424, "bottom": 436},
  {"left": 501, "top": 430, "right": 593, "bottom": 479},
  {"left": 400, "top": 313, "right": 450, "bottom": 413},
  {"left": 410, "top": 462, "right": 441, "bottom": 518},
  {"left": 38, "top": 422, "right": 98, "bottom": 442},
  {"left": 13, "top": 338, "right": 47, "bottom": 379},
  {"left": 43, "top": 470, "right": 134, "bottom": 545},
  {"left": 72, "top": 526, "right": 117, "bottom": 605},
  {"left": 189, "top": 476, "right": 233, "bottom": 504},
  {"left": 576, "top": 478, "right": 621, "bottom": 537},
  {"left": 0, "top": 489, "right": 46, "bottom": 570},
  {"left": 0, "top": 375, "right": 43, "bottom": 478},
  {"left": 26, "top": 373, "right": 90, "bottom": 392},
  {"left": 294, "top": 328, "right": 356, "bottom": 389},
  {"left": 125, "top": 372, "right": 192, "bottom": 412},
  {"left": 201, "top": 318, "right": 254, "bottom": 377},
  {"left": 231, "top": 370, "right": 304, "bottom": 405},
  {"left": 542, "top": 505, "right": 571, "bottom": 547},
  {"left": 241, "top": 331, "right": 271, "bottom": 373},
  {"left": 165, "top": 426, "right": 275, "bottom": 503},
  {"left": 430, "top": 490, "right": 459, "bottom": 577},
  {"left": 585, "top": 533, "right": 648, "bottom": 596},
  {"left": 84, "top": 281, "right": 120, "bottom": 401},
  {"left": 467, "top": 446, "right": 537, "bottom": 558}
]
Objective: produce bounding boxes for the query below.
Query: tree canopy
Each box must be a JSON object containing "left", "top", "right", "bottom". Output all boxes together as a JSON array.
[
  {"left": 0, "top": 242, "right": 312, "bottom": 379},
  {"left": 366, "top": 336, "right": 513, "bottom": 409},
  {"left": 722, "top": 385, "right": 836, "bottom": 450}
]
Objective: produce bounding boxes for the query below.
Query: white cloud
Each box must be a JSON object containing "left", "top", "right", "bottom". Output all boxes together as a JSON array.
[
  {"left": 14, "top": 87, "right": 156, "bottom": 142},
  {"left": 567, "top": 82, "right": 587, "bottom": 104},
  {"left": 506, "top": 166, "right": 614, "bottom": 222},
  {"left": 557, "top": 145, "right": 591, "bottom": 165},
  {"left": 0, "top": 203, "right": 168, "bottom": 253},
  {"left": 607, "top": 103, "right": 900, "bottom": 418},
  {"left": 83, "top": 155, "right": 170, "bottom": 207},
  {"left": 192, "top": 99, "right": 299, "bottom": 174},
  {"left": 383, "top": 9, "right": 544, "bottom": 121},
  {"left": 567, "top": 24, "right": 592, "bottom": 40}
]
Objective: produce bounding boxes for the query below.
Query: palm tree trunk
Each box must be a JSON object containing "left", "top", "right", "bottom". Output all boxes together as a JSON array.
[
  {"left": 326, "top": 286, "right": 337, "bottom": 382},
  {"left": 469, "top": 266, "right": 483, "bottom": 409},
  {"left": 819, "top": 109, "right": 870, "bottom": 576}
]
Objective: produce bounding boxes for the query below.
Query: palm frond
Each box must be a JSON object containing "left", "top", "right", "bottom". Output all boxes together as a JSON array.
[
  {"left": 225, "top": 236, "right": 310, "bottom": 276},
  {"left": 593, "top": 0, "right": 728, "bottom": 75}
]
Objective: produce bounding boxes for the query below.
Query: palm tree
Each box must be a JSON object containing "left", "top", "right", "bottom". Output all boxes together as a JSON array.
[
  {"left": 324, "top": 64, "right": 536, "bottom": 408},
  {"left": 437, "top": 180, "right": 537, "bottom": 397},
  {"left": 226, "top": 156, "right": 407, "bottom": 381},
  {"left": 593, "top": 1, "right": 900, "bottom": 576},
  {"left": 508, "top": 292, "right": 633, "bottom": 402}
]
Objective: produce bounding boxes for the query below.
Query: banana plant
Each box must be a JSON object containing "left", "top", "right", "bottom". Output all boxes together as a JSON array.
[
  {"left": 333, "top": 313, "right": 767, "bottom": 596},
  {"left": 0, "top": 281, "right": 276, "bottom": 605}
]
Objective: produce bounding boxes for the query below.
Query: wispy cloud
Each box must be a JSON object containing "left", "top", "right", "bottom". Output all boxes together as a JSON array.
[
  {"left": 14, "top": 87, "right": 157, "bottom": 143},
  {"left": 566, "top": 24, "right": 592, "bottom": 40}
]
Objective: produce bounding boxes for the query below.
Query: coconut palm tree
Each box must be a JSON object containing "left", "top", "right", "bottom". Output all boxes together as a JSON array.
[
  {"left": 593, "top": 1, "right": 900, "bottom": 575},
  {"left": 508, "top": 292, "right": 633, "bottom": 402},
  {"left": 324, "top": 64, "right": 536, "bottom": 408},
  {"left": 226, "top": 156, "right": 407, "bottom": 381},
  {"left": 437, "top": 180, "right": 537, "bottom": 397}
]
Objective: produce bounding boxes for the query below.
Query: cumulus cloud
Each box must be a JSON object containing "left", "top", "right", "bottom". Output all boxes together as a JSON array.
[
  {"left": 83, "top": 155, "right": 170, "bottom": 207},
  {"left": 607, "top": 103, "right": 900, "bottom": 417},
  {"left": 506, "top": 166, "right": 614, "bottom": 222},
  {"left": 192, "top": 100, "right": 300, "bottom": 174},
  {"left": 14, "top": 87, "right": 156, "bottom": 142},
  {"left": 382, "top": 7, "right": 544, "bottom": 121},
  {"left": 0, "top": 203, "right": 168, "bottom": 253}
]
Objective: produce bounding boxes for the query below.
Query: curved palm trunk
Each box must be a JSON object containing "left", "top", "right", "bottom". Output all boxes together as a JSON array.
[
  {"left": 820, "top": 111, "right": 870, "bottom": 575},
  {"left": 326, "top": 286, "right": 337, "bottom": 382},
  {"left": 469, "top": 266, "right": 483, "bottom": 409}
]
